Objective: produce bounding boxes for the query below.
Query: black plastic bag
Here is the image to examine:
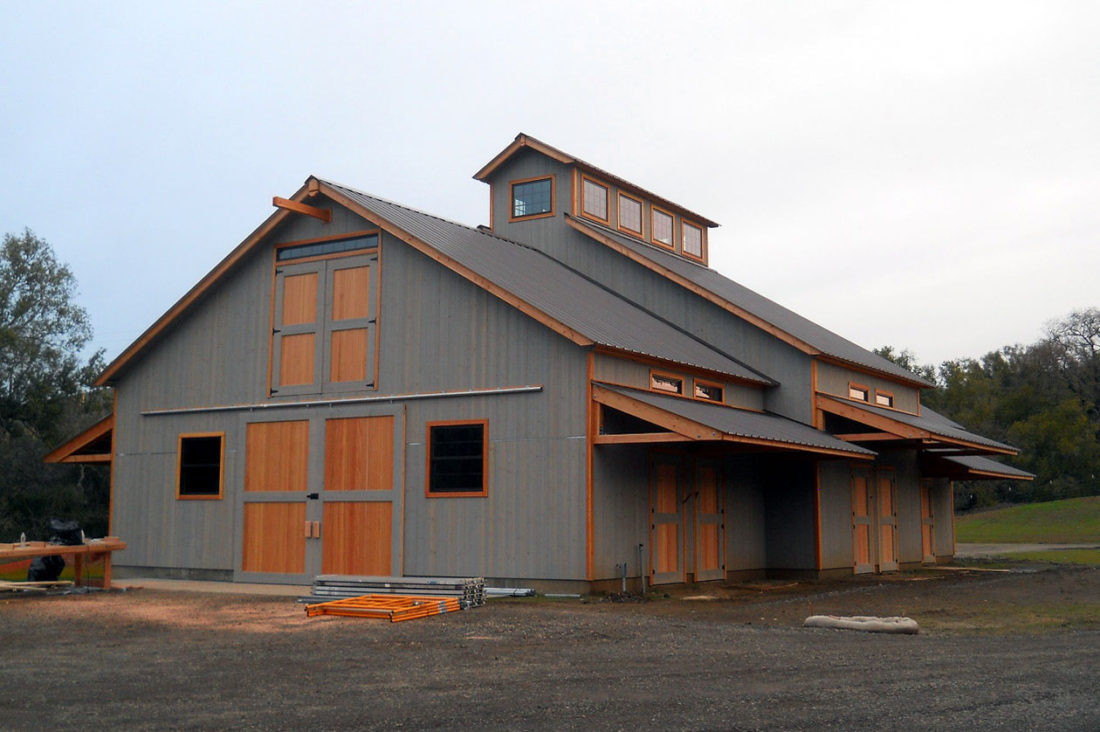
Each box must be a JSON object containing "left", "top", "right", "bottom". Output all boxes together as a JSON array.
[
  {"left": 27, "top": 554, "right": 65, "bottom": 582},
  {"left": 48, "top": 518, "right": 82, "bottom": 546}
]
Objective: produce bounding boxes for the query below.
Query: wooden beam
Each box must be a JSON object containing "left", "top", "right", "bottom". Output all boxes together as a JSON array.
[
  {"left": 594, "top": 433, "right": 693, "bottom": 444},
  {"left": 273, "top": 196, "right": 331, "bottom": 223},
  {"left": 835, "top": 433, "right": 901, "bottom": 442}
]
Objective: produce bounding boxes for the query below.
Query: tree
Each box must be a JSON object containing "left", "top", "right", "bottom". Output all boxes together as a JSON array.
[{"left": 0, "top": 229, "right": 109, "bottom": 541}]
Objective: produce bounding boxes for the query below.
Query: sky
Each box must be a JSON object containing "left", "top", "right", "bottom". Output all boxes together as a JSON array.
[{"left": 3, "top": 2, "right": 1098, "bottom": 370}]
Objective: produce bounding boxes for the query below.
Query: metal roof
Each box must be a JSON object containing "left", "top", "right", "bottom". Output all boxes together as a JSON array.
[
  {"left": 845, "top": 401, "right": 1017, "bottom": 453},
  {"left": 940, "top": 454, "right": 1035, "bottom": 480},
  {"left": 322, "top": 180, "right": 771, "bottom": 385},
  {"left": 598, "top": 383, "right": 875, "bottom": 457},
  {"left": 570, "top": 217, "right": 934, "bottom": 387}
]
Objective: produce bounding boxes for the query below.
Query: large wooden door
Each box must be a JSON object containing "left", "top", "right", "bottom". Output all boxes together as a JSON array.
[
  {"left": 920, "top": 480, "right": 936, "bottom": 564},
  {"left": 876, "top": 470, "right": 899, "bottom": 572},
  {"left": 650, "top": 456, "right": 684, "bottom": 584},
  {"left": 242, "top": 420, "right": 311, "bottom": 576},
  {"left": 320, "top": 416, "right": 394, "bottom": 576},
  {"left": 850, "top": 467, "right": 874, "bottom": 574},
  {"left": 693, "top": 460, "right": 725, "bottom": 582}
]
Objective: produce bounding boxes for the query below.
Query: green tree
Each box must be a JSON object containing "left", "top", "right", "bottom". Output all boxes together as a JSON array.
[{"left": 0, "top": 229, "right": 109, "bottom": 541}]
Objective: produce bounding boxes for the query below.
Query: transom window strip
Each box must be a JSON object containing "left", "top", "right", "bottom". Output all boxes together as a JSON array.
[
  {"left": 650, "top": 373, "right": 683, "bottom": 395},
  {"left": 512, "top": 178, "right": 552, "bottom": 218},
  {"left": 276, "top": 234, "right": 378, "bottom": 262}
]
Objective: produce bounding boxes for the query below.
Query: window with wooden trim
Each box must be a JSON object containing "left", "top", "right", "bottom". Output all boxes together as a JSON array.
[
  {"left": 271, "top": 239, "right": 379, "bottom": 396},
  {"left": 177, "top": 433, "right": 224, "bottom": 499},
  {"left": 848, "top": 383, "right": 869, "bottom": 402},
  {"left": 682, "top": 220, "right": 704, "bottom": 260},
  {"left": 875, "top": 391, "right": 894, "bottom": 408},
  {"left": 426, "top": 421, "right": 488, "bottom": 497},
  {"left": 511, "top": 176, "right": 553, "bottom": 220},
  {"left": 650, "top": 372, "right": 683, "bottom": 395},
  {"left": 617, "top": 192, "right": 643, "bottom": 236},
  {"left": 693, "top": 380, "right": 724, "bottom": 403},
  {"left": 581, "top": 177, "right": 609, "bottom": 222},
  {"left": 652, "top": 208, "right": 674, "bottom": 248}
]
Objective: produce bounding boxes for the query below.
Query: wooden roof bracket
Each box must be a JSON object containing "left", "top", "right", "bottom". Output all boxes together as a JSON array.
[{"left": 273, "top": 196, "right": 331, "bottom": 223}]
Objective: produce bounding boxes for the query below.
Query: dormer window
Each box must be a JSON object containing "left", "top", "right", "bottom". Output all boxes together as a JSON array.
[
  {"left": 511, "top": 176, "right": 554, "bottom": 221},
  {"left": 652, "top": 208, "right": 674, "bottom": 249},
  {"left": 581, "top": 176, "right": 609, "bottom": 222},
  {"left": 617, "top": 192, "right": 643, "bottom": 236},
  {"left": 682, "top": 220, "right": 704, "bottom": 260}
]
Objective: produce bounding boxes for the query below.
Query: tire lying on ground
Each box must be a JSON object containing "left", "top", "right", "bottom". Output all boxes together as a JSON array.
[{"left": 803, "top": 615, "right": 919, "bottom": 634}]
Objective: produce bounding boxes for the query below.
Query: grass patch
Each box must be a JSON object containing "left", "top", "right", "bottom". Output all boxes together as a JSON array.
[
  {"left": 1000, "top": 549, "right": 1100, "bottom": 566},
  {"left": 956, "top": 496, "right": 1100, "bottom": 543}
]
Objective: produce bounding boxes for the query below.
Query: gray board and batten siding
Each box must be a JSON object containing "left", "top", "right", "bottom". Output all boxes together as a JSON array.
[{"left": 111, "top": 205, "right": 594, "bottom": 582}]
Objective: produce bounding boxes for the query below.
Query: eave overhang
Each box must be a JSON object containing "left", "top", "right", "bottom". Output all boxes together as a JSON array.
[
  {"left": 920, "top": 453, "right": 1035, "bottom": 481},
  {"left": 43, "top": 414, "right": 114, "bottom": 464},
  {"left": 594, "top": 384, "right": 875, "bottom": 459},
  {"left": 818, "top": 394, "right": 1018, "bottom": 456}
]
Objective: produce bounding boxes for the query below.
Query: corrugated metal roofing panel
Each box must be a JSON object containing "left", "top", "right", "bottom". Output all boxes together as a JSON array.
[
  {"left": 571, "top": 217, "right": 933, "bottom": 387},
  {"left": 600, "top": 384, "right": 875, "bottom": 457},
  {"left": 849, "top": 401, "right": 1017, "bottom": 453},
  {"left": 941, "top": 455, "right": 1035, "bottom": 479},
  {"left": 322, "top": 180, "right": 771, "bottom": 385}
]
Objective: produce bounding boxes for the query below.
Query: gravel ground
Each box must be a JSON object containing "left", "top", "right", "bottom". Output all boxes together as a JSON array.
[{"left": 1, "top": 564, "right": 1098, "bottom": 731}]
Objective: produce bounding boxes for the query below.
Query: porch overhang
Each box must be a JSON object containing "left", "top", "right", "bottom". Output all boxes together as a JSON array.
[
  {"left": 43, "top": 414, "right": 114, "bottom": 464},
  {"left": 920, "top": 453, "right": 1035, "bottom": 481},
  {"left": 593, "top": 384, "right": 875, "bottom": 459},
  {"left": 817, "top": 395, "right": 1017, "bottom": 456}
]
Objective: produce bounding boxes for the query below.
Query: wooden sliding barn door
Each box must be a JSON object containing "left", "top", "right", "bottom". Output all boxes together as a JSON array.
[
  {"left": 241, "top": 420, "right": 311, "bottom": 578},
  {"left": 650, "top": 455, "right": 685, "bottom": 584},
  {"left": 875, "top": 470, "right": 899, "bottom": 572},
  {"left": 920, "top": 479, "right": 936, "bottom": 564},
  {"left": 692, "top": 460, "right": 725, "bottom": 582},
  {"left": 321, "top": 416, "right": 394, "bottom": 576},
  {"left": 850, "top": 467, "right": 874, "bottom": 574}
]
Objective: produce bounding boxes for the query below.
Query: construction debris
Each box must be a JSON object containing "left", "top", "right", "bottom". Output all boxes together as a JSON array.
[
  {"left": 301, "top": 575, "right": 486, "bottom": 608},
  {"left": 306, "top": 594, "right": 463, "bottom": 622},
  {"left": 0, "top": 580, "right": 74, "bottom": 594}
]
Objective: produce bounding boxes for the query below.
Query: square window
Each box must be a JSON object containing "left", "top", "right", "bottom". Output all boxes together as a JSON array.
[
  {"left": 178, "top": 434, "right": 224, "bottom": 499},
  {"left": 652, "top": 209, "right": 674, "bottom": 247},
  {"left": 682, "top": 221, "right": 704, "bottom": 259},
  {"left": 427, "top": 421, "right": 487, "bottom": 496},
  {"left": 582, "top": 177, "right": 609, "bottom": 221},
  {"left": 618, "top": 193, "right": 642, "bottom": 235},
  {"left": 511, "top": 178, "right": 553, "bottom": 219}
]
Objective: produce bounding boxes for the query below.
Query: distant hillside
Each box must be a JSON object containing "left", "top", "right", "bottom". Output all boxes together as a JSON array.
[{"left": 956, "top": 496, "right": 1100, "bottom": 544}]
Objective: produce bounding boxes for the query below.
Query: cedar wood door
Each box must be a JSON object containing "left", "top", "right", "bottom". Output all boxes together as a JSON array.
[
  {"left": 241, "top": 416, "right": 394, "bottom": 580},
  {"left": 693, "top": 460, "right": 725, "bottom": 582},
  {"left": 876, "top": 469, "right": 899, "bottom": 572},
  {"left": 850, "top": 466, "right": 874, "bottom": 574},
  {"left": 920, "top": 479, "right": 936, "bottom": 564},
  {"left": 650, "top": 455, "right": 685, "bottom": 584}
]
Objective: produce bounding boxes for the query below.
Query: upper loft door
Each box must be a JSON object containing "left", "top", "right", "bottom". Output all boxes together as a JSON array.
[{"left": 271, "top": 251, "right": 379, "bottom": 397}]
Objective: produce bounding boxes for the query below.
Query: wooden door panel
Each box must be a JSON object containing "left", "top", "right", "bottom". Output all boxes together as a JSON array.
[
  {"left": 245, "top": 421, "right": 309, "bottom": 492},
  {"left": 851, "top": 471, "right": 873, "bottom": 574},
  {"left": 650, "top": 459, "right": 683, "bottom": 584},
  {"left": 324, "top": 416, "right": 393, "bottom": 492},
  {"left": 242, "top": 502, "right": 306, "bottom": 574},
  {"left": 329, "top": 328, "right": 368, "bottom": 383},
  {"left": 876, "top": 473, "right": 899, "bottom": 572},
  {"left": 279, "top": 333, "right": 316, "bottom": 386},
  {"left": 322, "top": 501, "right": 392, "bottom": 575},
  {"left": 694, "top": 462, "right": 724, "bottom": 581},
  {"left": 331, "top": 266, "right": 370, "bottom": 320},
  {"left": 281, "top": 272, "right": 318, "bottom": 325}
]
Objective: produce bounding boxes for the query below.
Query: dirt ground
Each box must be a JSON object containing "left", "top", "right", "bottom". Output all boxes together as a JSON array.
[{"left": 1, "top": 564, "right": 1098, "bottom": 731}]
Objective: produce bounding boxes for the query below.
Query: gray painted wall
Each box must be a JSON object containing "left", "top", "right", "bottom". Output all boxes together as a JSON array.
[
  {"left": 593, "top": 354, "right": 765, "bottom": 411},
  {"left": 817, "top": 361, "right": 920, "bottom": 413}
]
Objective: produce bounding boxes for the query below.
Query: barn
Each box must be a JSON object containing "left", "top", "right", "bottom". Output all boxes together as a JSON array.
[{"left": 50, "top": 134, "right": 1032, "bottom": 591}]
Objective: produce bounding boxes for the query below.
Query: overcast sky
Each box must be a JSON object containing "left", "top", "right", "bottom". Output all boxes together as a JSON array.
[{"left": 3, "top": 2, "right": 1097, "bottom": 369}]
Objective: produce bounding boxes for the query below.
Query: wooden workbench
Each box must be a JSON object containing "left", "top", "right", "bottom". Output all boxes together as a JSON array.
[{"left": 0, "top": 537, "right": 128, "bottom": 589}]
